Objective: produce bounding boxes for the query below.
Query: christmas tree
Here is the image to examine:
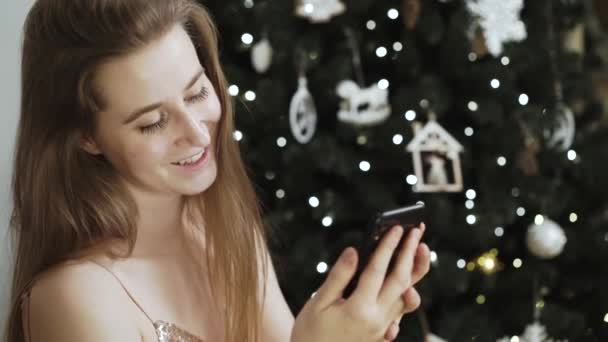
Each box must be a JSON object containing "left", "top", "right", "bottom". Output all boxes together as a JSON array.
[{"left": 203, "top": 0, "right": 608, "bottom": 340}]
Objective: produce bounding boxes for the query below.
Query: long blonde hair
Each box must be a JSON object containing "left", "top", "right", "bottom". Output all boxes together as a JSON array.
[{"left": 6, "top": 1, "right": 267, "bottom": 341}]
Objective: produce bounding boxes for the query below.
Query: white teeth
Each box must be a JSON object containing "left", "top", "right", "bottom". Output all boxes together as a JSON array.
[{"left": 176, "top": 149, "right": 205, "bottom": 166}]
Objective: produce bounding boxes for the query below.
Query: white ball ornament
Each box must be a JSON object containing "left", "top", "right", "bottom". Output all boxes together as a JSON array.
[{"left": 526, "top": 218, "right": 567, "bottom": 259}]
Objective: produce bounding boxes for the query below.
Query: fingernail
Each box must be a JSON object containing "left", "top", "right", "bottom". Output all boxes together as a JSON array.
[
  {"left": 342, "top": 247, "right": 355, "bottom": 263},
  {"left": 413, "top": 228, "right": 421, "bottom": 238}
]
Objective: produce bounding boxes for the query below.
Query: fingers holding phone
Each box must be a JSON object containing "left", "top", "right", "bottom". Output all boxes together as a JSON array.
[
  {"left": 349, "top": 225, "right": 405, "bottom": 304},
  {"left": 376, "top": 225, "right": 424, "bottom": 306}
]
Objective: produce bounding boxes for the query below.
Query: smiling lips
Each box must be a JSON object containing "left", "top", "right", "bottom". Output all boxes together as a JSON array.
[{"left": 172, "top": 148, "right": 207, "bottom": 166}]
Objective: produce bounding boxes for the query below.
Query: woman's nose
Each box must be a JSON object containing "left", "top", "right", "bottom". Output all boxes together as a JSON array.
[{"left": 176, "top": 108, "right": 211, "bottom": 147}]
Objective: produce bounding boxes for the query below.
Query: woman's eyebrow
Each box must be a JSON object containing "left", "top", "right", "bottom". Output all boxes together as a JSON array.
[{"left": 122, "top": 67, "right": 205, "bottom": 125}]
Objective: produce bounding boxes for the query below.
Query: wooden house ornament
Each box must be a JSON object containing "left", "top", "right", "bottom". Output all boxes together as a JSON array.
[{"left": 406, "top": 116, "right": 464, "bottom": 193}]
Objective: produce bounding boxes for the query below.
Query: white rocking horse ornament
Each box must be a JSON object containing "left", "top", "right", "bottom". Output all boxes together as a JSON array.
[{"left": 336, "top": 80, "right": 391, "bottom": 126}]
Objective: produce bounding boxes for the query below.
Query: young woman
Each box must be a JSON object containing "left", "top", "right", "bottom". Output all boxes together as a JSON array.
[{"left": 5, "top": 1, "right": 431, "bottom": 341}]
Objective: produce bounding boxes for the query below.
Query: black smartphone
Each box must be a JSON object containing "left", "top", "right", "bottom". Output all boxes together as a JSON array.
[{"left": 343, "top": 202, "right": 426, "bottom": 298}]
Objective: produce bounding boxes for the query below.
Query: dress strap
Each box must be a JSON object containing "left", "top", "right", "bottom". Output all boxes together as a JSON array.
[{"left": 87, "top": 260, "right": 156, "bottom": 326}]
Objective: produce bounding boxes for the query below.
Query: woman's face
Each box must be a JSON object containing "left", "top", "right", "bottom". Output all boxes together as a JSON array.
[{"left": 86, "top": 24, "right": 221, "bottom": 197}]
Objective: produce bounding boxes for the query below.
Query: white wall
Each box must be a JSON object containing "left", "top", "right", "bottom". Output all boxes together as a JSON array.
[{"left": 1, "top": 0, "right": 34, "bottom": 335}]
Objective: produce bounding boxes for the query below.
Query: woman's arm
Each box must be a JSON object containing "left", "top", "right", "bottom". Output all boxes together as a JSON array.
[
  {"left": 26, "top": 263, "right": 144, "bottom": 342},
  {"left": 258, "top": 247, "right": 295, "bottom": 342}
]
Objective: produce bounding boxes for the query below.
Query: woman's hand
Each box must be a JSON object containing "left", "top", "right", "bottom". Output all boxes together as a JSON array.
[{"left": 291, "top": 224, "right": 430, "bottom": 342}]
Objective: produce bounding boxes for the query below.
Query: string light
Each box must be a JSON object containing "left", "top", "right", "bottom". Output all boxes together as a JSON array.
[
  {"left": 516, "top": 207, "right": 526, "bottom": 217},
  {"left": 603, "top": 313, "right": 608, "bottom": 323},
  {"left": 510, "top": 337, "right": 520, "bottom": 342},
  {"left": 476, "top": 295, "right": 486, "bottom": 304},
  {"left": 376, "top": 46, "right": 388, "bottom": 58},
  {"left": 466, "top": 189, "right": 477, "bottom": 200},
  {"left": 276, "top": 189, "right": 285, "bottom": 199},
  {"left": 430, "top": 251, "right": 438, "bottom": 264},
  {"left": 316, "top": 262, "right": 328, "bottom": 273},
  {"left": 322, "top": 216, "right": 333, "bottom": 227},
  {"left": 244, "top": 0, "right": 254, "bottom": 8},
  {"left": 501, "top": 56, "right": 511, "bottom": 65},
  {"left": 309, "top": 196, "right": 320, "bottom": 208},
  {"left": 569, "top": 213, "right": 578, "bottom": 223},
  {"left": 393, "top": 42, "right": 403, "bottom": 51},
  {"left": 393, "top": 134, "right": 404, "bottom": 145},
  {"left": 359, "top": 161, "right": 371, "bottom": 172},
  {"left": 491, "top": 78, "right": 501, "bottom": 89},
  {"left": 244, "top": 90, "right": 256, "bottom": 101},
  {"left": 357, "top": 135, "right": 368, "bottom": 145},
  {"left": 476, "top": 250, "right": 502, "bottom": 275},
  {"left": 567, "top": 149, "right": 577, "bottom": 161},
  {"left": 495, "top": 227, "right": 504, "bottom": 237},
  {"left": 497, "top": 156, "right": 507, "bottom": 166},
  {"left": 457, "top": 259, "right": 466, "bottom": 269},
  {"left": 377, "top": 79, "right": 389, "bottom": 89},
  {"left": 388, "top": 8, "right": 399, "bottom": 19},
  {"left": 468, "top": 52, "right": 477, "bottom": 62},
  {"left": 265, "top": 171, "right": 276, "bottom": 180},
  {"left": 404, "top": 110, "right": 417, "bottom": 121},
  {"left": 534, "top": 215, "right": 545, "bottom": 225},
  {"left": 464, "top": 127, "right": 474, "bottom": 136},
  {"left": 513, "top": 258, "right": 523, "bottom": 268},
  {"left": 519, "top": 94, "right": 529, "bottom": 105},
  {"left": 276, "top": 137, "right": 287, "bottom": 147},
  {"left": 465, "top": 200, "right": 475, "bottom": 209},
  {"left": 241, "top": 33, "right": 254, "bottom": 45},
  {"left": 511, "top": 187, "right": 520, "bottom": 197},
  {"left": 304, "top": 3, "right": 314, "bottom": 14},
  {"left": 233, "top": 130, "right": 243, "bottom": 141},
  {"left": 366, "top": 20, "right": 376, "bottom": 30},
  {"left": 466, "top": 214, "right": 477, "bottom": 225},
  {"left": 406, "top": 175, "right": 418, "bottom": 185},
  {"left": 468, "top": 101, "right": 479, "bottom": 111},
  {"left": 228, "top": 85, "right": 240, "bottom": 96}
]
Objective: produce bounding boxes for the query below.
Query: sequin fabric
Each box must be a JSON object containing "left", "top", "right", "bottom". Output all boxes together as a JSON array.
[{"left": 154, "top": 320, "right": 205, "bottom": 342}]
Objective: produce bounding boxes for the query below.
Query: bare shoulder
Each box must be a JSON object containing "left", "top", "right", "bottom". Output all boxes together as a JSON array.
[{"left": 27, "top": 260, "right": 143, "bottom": 342}]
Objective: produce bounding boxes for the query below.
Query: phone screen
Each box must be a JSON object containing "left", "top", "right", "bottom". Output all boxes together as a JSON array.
[{"left": 342, "top": 202, "right": 425, "bottom": 298}]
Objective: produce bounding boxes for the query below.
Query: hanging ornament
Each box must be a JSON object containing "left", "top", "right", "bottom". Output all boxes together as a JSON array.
[
  {"left": 251, "top": 35, "right": 273, "bottom": 74},
  {"left": 295, "top": 0, "right": 346, "bottom": 24},
  {"left": 403, "top": 0, "right": 422, "bottom": 30},
  {"left": 426, "top": 333, "right": 448, "bottom": 342},
  {"left": 526, "top": 217, "right": 567, "bottom": 259},
  {"left": 466, "top": 0, "right": 527, "bottom": 56},
  {"left": 289, "top": 76, "right": 317, "bottom": 144},
  {"left": 336, "top": 80, "right": 391, "bottom": 126},
  {"left": 543, "top": 102, "right": 576, "bottom": 152},
  {"left": 406, "top": 113, "right": 464, "bottom": 193},
  {"left": 336, "top": 27, "right": 390, "bottom": 126},
  {"left": 497, "top": 321, "right": 569, "bottom": 342}
]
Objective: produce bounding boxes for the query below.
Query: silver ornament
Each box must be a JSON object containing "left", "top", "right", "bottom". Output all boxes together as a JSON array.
[
  {"left": 526, "top": 218, "right": 567, "bottom": 259},
  {"left": 251, "top": 37, "right": 273, "bottom": 74},
  {"left": 289, "top": 76, "right": 317, "bottom": 144}
]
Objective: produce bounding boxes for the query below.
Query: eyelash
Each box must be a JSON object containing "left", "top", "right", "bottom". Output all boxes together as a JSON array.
[{"left": 139, "top": 86, "right": 209, "bottom": 135}]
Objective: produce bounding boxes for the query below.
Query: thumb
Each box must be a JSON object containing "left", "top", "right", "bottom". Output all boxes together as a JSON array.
[{"left": 314, "top": 247, "right": 358, "bottom": 308}]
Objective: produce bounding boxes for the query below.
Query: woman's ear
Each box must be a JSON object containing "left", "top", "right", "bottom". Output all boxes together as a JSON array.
[{"left": 80, "top": 136, "right": 103, "bottom": 155}]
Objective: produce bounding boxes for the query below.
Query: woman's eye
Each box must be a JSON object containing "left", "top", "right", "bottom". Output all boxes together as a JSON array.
[
  {"left": 139, "top": 114, "right": 168, "bottom": 134},
  {"left": 185, "top": 86, "right": 209, "bottom": 105}
]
